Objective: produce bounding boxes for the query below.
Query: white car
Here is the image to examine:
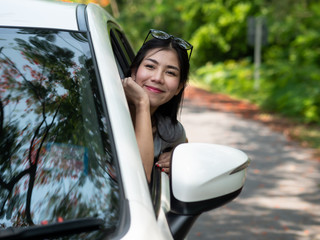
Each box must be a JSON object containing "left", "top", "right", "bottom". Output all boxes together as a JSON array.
[{"left": 0, "top": 0, "right": 250, "bottom": 239}]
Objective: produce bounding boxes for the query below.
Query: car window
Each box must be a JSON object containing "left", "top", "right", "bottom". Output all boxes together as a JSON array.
[{"left": 0, "top": 28, "right": 122, "bottom": 238}]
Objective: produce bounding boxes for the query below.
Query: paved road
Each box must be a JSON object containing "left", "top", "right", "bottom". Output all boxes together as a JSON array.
[{"left": 181, "top": 100, "right": 320, "bottom": 240}]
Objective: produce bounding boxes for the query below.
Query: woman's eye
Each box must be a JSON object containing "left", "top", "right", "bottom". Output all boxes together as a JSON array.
[
  {"left": 167, "top": 71, "right": 177, "bottom": 77},
  {"left": 145, "top": 64, "right": 154, "bottom": 69}
]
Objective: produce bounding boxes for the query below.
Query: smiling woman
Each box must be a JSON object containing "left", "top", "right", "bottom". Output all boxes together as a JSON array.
[
  {"left": 122, "top": 30, "right": 192, "bottom": 182},
  {"left": 135, "top": 49, "right": 182, "bottom": 114}
]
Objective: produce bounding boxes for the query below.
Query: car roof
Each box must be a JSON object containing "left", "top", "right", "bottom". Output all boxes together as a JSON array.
[{"left": 0, "top": 0, "right": 80, "bottom": 31}]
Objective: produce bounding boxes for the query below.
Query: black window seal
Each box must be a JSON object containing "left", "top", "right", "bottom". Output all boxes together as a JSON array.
[
  {"left": 108, "top": 24, "right": 135, "bottom": 78},
  {"left": 150, "top": 165, "right": 162, "bottom": 218},
  {"left": 110, "top": 29, "right": 129, "bottom": 78}
]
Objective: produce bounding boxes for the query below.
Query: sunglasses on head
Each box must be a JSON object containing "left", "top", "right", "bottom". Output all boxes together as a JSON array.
[{"left": 143, "top": 29, "right": 193, "bottom": 61}]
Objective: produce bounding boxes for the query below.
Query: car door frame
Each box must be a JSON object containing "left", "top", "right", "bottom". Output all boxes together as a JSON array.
[{"left": 107, "top": 23, "right": 165, "bottom": 218}]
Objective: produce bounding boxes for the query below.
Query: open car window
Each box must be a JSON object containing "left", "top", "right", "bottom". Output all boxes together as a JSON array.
[{"left": 108, "top": 27, "right": 163, "bottom": 217}]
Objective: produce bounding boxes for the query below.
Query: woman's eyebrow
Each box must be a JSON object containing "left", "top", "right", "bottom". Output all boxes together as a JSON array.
[
  {"left": 145, "top": 58, "right": 180, "bottom": 71},
  {"left": 167, "top": 65, "right": 180, "bottom": 72},
  {"left": 145, "top": 58, "right": 158, "bottom": 64}
]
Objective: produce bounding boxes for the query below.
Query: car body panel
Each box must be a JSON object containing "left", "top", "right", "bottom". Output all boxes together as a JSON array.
[
  {"left": 86, "top": 3, "right": 151, "bottom": 205},
  {"left": 157, "top": 173, "right": 173, "bottom": 240},
  {"left": 86, "top": 4, "right": 168, "bottom": 239},
  {"left": 121, "top": 201, "right": 168, "bottom": 240},
  {"left": 0, "top": 0, "right": 78, "bottom": 30}
]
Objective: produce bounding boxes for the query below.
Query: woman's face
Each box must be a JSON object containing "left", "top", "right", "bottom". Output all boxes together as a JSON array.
[{"left": 133, "top": 48, "right": 183, "bottom": 114}]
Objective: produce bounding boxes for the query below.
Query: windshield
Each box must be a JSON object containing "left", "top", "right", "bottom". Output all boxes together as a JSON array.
[{"left": 0, "top": 28, "right": 121, "bottom": 238}]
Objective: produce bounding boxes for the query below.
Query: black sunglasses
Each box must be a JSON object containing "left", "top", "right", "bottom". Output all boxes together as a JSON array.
[{"left": 143, "top": 29, "right": 193, "bottom": 61}]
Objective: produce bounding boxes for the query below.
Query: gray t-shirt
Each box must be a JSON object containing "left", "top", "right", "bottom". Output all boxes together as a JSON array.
[{"left": 153, "top": 116, "right": 186, "bottom": 159}]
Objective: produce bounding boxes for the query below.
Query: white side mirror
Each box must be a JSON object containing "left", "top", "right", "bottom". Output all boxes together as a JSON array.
[{"left": 170, "top": 143, "right": 250, "bottom": 215}]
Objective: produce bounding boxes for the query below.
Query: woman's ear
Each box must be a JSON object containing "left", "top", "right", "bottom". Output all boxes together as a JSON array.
[
  {"left": 131, "top": 68, "right": 136, "bottom": 80},
  {"left": 175, "top": 83, "right": 184, "bottom": 96}
]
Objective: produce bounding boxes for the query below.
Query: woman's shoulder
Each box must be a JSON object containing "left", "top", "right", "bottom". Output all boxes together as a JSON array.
[{"left": 157, "top": 115, "right": 186, "bottom": 142}]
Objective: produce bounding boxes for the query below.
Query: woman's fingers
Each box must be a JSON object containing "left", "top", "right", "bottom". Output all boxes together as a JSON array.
[
  {"left": 121, "top": 77, "right": 133, "bottom": 86},
  {"left": 156, "top": 151, "right": 173, "bottom": 174},
  {"left": 161, "top": 167, "right": 170, "bottom": 174},
  {"left": 156, "top": 152, "right": 170, "bottom": 164},
  {"left": 122, "top": 77, "right": 147, "bottom": 106},
  {"left": 156, "top": 161, "right": 170, "bottom": 168}
]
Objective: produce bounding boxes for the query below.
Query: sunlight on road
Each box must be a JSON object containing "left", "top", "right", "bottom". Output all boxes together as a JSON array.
[{"left": 181, "top": 104, "right": 320, "bottom": 240}]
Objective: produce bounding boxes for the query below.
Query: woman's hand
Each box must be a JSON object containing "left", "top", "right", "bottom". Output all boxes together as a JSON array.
[
  {"left": 156, "top": 149, "right": 173, "bottom": 175},
  {"left": 122, "top": 77, "right": 149, "bottom": 108}
]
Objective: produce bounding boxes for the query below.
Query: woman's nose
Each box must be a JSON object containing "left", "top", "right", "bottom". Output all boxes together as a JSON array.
[{"left": 151, "top": 70, "right": 164, "bottom": 84}]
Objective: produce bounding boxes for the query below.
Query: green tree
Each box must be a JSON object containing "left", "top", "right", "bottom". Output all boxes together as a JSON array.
[
  {"left": 262, "top": 0, "right": 320, "bottom": 123},
  {"left": 181, "top": 0, "right": 266, "bottom": 67},
  {"left": 115, "top": 0, "right": 187, "bottom": 51}
]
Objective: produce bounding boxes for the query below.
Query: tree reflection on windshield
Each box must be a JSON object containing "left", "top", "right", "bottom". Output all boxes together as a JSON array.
[{"left": 0, "top": 29, "right": 120, "bottom": 233}]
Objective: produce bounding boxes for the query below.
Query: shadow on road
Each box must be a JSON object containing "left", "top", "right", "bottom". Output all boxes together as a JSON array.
[{"left": 181, "top": 104, "right": 320, "bottom": 240}]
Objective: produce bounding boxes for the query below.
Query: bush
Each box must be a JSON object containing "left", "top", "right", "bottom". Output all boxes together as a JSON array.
[{"left": 194, "top": 60, "right": 320, "bottom": 124}]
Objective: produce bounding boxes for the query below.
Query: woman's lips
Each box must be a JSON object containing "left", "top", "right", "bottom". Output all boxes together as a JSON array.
[{"left": 145, "top": 85, "right": 164, "bottom": 93}]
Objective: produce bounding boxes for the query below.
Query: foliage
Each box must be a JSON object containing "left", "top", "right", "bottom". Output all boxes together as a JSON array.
[
  {"left": 61, "top": 0, "right": 320, "bottom": 125},
  {"left": 181, "top": 0, "right": 255, "bottom": 67},
  {"left": 115, "top": 0, "right": 187, "bottom": 51},
  {"left": 116, "top": 0, "right": 265, "bottom": 64},
  {"left": 260, "top": 0, "right": 320, "bottom": 124},
  {"left": 194, "top": 58, "right": 320, "bottom": 124},
  {"left": 189, "top": 0, "right": 320, "bottom": 125}
]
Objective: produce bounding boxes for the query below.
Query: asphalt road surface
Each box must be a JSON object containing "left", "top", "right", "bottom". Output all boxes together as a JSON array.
[{"left": 181, "top": 96, "right": 320, "bottom": 240}]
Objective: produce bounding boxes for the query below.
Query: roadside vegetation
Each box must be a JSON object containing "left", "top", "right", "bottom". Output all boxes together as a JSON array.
[{"left": 66, "top": 0, "right": 320, "bottom": 154}]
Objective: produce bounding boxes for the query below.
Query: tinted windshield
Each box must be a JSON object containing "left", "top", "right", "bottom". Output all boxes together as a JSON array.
[{"left": 0, "top": 28, "right": 121, "bottom": 238}]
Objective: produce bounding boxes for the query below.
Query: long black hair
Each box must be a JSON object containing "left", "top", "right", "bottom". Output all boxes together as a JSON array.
[{"left": 128, "top": 38, "right": 190, "bottom": 124}]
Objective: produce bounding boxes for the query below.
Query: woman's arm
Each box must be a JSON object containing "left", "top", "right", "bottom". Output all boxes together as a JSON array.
[
  {"left": 122, "top": 77, "right": 154, "bottom": 182},
  {"left": 156, "top": 125, "right": 188, "bottom": 175}
]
